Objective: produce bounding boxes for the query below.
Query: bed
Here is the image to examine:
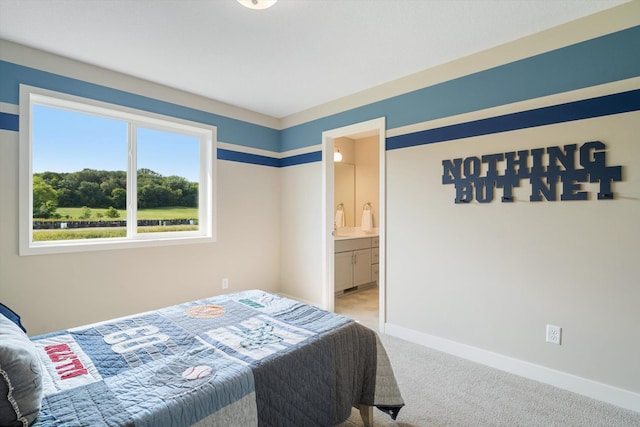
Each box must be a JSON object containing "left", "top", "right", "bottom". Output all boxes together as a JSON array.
[{"left": 1, "top": 290, "right": 404, "bottom": 426}]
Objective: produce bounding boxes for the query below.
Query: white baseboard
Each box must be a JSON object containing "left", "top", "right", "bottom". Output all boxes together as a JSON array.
[
  {"left": 276, "top": 292, "right": 320, "bottom": 308},
  {"left": 384, "top": 323, "right": 640, "bottom": 413}
]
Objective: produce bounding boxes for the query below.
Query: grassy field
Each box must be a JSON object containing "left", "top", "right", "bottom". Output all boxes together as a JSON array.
[
  {"left": 55, "top": 206, "right": 198, "bottom": 220},
  {"left": 33, "top": 206, "right": 198, "bottom": 241},
  {"left": 33, "top": 224, "right": 199, "bottom": 241},
  {"left": 34, "top": 228, "right": 127, "bottom": 240}
]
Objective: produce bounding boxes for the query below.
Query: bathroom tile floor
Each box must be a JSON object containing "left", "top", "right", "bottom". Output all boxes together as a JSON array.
[{"left": 334, "top": 286, "right": 379, "bottom": 331}]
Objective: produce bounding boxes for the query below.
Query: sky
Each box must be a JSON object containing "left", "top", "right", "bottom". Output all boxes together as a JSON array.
[{"left": 32, "top": 105, "right": 200, "bottom": 182}]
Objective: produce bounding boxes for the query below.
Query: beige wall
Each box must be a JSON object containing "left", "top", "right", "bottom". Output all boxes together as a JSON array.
[
  {"left": 0, "top": 132, "right": 282, "bottom": 334},
  {"left": 278, "top": 162, "right": 323, "bottom": 304},
  {"left": 0, "top": 46, "right": 282, "bottom": 335},
  {"left": 386, "top": 102, "right": 640, "bottom": 394},
  {"left": 278, "top": 3, "right": 640, "bottom": 411}
]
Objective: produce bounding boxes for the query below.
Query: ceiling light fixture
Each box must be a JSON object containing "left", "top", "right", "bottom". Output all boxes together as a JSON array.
[{"left": 237, "top": 0, "right": 278, "bottom": 10}]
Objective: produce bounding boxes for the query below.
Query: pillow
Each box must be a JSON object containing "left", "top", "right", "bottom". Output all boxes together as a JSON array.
[
  {"left": 0, "top": 303, "right": 26, "bottom": 333},
  {"left": 0, "top": 314, "right": 43, "bottom": 427}
]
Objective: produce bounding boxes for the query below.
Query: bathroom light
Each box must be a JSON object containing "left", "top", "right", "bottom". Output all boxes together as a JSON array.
[
  {"left": 237, "top": 0, "right": 278, "bottom": 10},
  {"left": 334, "top": 148, "right": 343, "bottom": 162}
]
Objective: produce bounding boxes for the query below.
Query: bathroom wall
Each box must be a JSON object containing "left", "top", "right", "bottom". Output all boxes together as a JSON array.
[
  {"left": 333, "top": 137, "right": 356, "bottom": 227},
  {"left": 354, "top": 135, "right": 379, "bottom": 228},
  {"left": 334, "top": 163, "right": 355, "bottom": 227},
  {"left": 333, "top": 135, "right": 379, "bottom": 228},
  {"left": 333, "top": 137, "right": 355, "bottom": 163}
]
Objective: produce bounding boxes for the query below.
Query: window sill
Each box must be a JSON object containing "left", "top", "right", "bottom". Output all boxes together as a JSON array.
[{"left": 20, "top": 234, "right": 216, "bottom": 256}]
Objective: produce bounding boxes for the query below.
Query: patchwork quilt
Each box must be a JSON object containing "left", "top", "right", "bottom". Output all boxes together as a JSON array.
[{"left": 30, "top": 290, "right": 404, "bottom": 426}]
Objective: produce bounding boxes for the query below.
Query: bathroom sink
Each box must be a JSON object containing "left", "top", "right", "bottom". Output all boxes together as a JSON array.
[
  {"left": 334, "top": 228, "right": 378, "bottom": 239},
  {"left": 335, "top": 232, "right": 353, "bottom": 238}
]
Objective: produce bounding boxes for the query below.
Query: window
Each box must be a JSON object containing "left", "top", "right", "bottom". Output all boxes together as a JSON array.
[{"left": 19, "top": 85, "right": 216, "bottom": 255}]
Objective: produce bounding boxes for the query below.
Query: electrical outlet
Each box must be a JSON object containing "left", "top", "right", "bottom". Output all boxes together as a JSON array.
[
  {"left": 546, "top": 324, "right": 562, "bottom": 345},
  {"left": 222, "top": 278, "right": 229, "bottom": 289}
]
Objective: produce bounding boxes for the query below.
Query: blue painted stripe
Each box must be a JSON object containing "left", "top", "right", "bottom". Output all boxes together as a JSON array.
[
  {"left": 281, "top": 25, "right": 640, "bottom": 151},
  {"left": 279, "top": 151, "right": 322, "bottom": 167},
  {"left": 386, "top": 89, "right": 640, "bottom": 150},
  {"left": 0, "top": 111, "right": 315, "bottom": 168},
  {"left": 217, "top": 148, "right": 280, "bottom": 167},
  {"left": 0, "top": 112, "right": 19, "bottom": 132},
  {"left": 0, "top": 61, "right": 280, "bottom": 152},
  {"left": 217, "top": 148, "right": 321, "bottom": 168},
  {"left": 7, "top": 89, "right": 639, "bottom": 164}
]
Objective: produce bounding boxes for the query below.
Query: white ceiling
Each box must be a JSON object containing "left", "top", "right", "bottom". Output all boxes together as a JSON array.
[{"left": 0, "top": 0, "right": 628, "bottom": 119}]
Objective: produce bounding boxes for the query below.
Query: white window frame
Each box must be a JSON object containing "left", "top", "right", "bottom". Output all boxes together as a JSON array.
[{"left": 19, "top": 85, "right": 217, "bottom": 255}]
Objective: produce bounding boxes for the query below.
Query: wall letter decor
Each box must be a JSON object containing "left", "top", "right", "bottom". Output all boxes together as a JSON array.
[{"left": 442, "top": 142, "right": 622, "bottom": 203}]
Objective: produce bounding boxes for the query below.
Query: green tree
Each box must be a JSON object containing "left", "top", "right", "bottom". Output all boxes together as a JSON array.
[
  {"left": 183, "top": 182, "right": 198, "bottom": 207},
  {"left": 33, "top": 176, "right": 59, "bottom": 218},
  {"left": 79, "top": 206, "right": 92, "bottom": 219},
  {"left": 35, "top": 200, "right": 60, "bottom": 219},
  {"left": 76, "top": 168, "right": 101, "bottom": 184},
  {"left": 40, "top": 171, "right": 62, "bottom": 189},
  {"left": 55, "top": 176, "right": 80, "bottom": 206},
  {"left": 110, "top": 187, "right": 127, "bottom": 209},
  {"left": 34, "top": 168, "right": 197, "bottom": 210},
  {"left": 105, "top": 206, "right": 120, "bottom": 218},
  {"left": 78, "top": 181, "right": 107, "bottom": 207}
]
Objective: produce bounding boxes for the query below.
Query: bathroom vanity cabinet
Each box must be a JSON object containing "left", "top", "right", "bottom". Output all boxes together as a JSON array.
[
  {"left": 371, "top": 237, "right": 379, "bottom": 284},
  {"left": 335, "top": 236, "right": 379, "bottom": 293}
]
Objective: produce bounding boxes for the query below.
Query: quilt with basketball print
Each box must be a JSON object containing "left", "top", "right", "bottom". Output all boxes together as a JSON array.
[{"left": 29, "top": 290, "right": 404, "bottom": 426}]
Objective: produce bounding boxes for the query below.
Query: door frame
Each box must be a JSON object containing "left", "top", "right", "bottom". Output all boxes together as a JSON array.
[{"left": 321, "top": 117, "right": 386, "bottom": 332}]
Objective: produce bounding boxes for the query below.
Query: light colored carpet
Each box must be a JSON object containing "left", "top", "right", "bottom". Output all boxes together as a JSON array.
[{"left": 334, "top": 288, "right": 640, "bottom": 426}]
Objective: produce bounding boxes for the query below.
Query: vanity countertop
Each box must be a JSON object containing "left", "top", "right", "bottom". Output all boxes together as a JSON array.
[{"left": 334, "top": 228, "right": 379, "bottom": 241}]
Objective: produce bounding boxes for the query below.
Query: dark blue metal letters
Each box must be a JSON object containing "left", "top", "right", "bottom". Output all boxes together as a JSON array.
[{"left": 442, "top": 142, "right": 622, "bottom": 203}]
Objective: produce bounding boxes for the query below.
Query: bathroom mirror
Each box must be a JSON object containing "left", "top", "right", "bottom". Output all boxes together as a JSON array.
[{"left": 334, "top": 162, "right": 355, "bottom": 227}]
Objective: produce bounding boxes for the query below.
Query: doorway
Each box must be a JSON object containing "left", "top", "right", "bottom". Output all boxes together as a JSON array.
[{"left": 321, "top": 117, "right": 386, "bottom": 332}]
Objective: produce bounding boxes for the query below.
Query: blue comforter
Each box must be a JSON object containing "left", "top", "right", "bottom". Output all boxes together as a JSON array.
[{"left": 31, "top": 290, "right": 403, "bottom": 426}]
